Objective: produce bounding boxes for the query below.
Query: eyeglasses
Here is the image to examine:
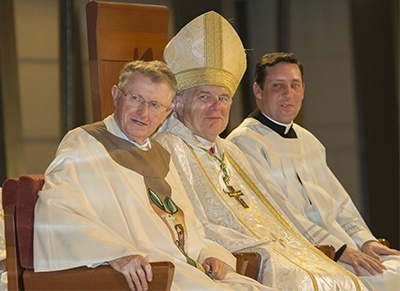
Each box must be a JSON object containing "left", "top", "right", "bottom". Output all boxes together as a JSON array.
[{"left": 117, "top": 87, "right": 172, "bottom": 116}]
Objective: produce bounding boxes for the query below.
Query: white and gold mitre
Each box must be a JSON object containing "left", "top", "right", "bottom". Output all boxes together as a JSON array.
[{"left": 164, "top": 11, "right": 246, "bottom": 96}]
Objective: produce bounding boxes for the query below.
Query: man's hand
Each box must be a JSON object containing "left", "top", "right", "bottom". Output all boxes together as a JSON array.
[
  {"left": 202, "top": 257, "right": 228, "bottom": 280},
  {"left": 339, "top": 246, "right": 386, "bottom": 276},
  {"left": 109, "top": 255, "right": 152, "bottom": 291},
  {"left": 361, "top": 240, "right": 400, "bottom": 258}
]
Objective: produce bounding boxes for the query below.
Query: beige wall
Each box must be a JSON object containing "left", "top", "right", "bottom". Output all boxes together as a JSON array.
[{"left": 15, "top": 0, "right": 61, "bottom": 174}]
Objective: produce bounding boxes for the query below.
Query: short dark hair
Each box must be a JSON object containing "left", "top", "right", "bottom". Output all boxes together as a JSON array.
[{"left": 254, "top": 52, "right": 304, "bottom": 88}]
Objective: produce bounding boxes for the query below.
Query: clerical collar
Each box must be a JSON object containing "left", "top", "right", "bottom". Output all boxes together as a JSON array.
[
  {"left": 122, "top": 133, "right": 152, "bottom": 151},
  {"left": 249, "top": 109, "right": 297, "bottom": 138},
  {"left": 109, "top": 114, "right": 152, "bottom": 150}
]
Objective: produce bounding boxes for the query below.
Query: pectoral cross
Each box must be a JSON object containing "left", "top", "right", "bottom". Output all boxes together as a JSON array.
[{"left": 223, "top": 185, "right": 249, "bottom": 208}]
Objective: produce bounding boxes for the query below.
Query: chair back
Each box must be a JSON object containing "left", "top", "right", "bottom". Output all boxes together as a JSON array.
[
  {"left": 2, "top": 174, "right": 44, "bottom": 270},
  {"left": 86, "top": 0, "right": 170, "bottom": 121}
]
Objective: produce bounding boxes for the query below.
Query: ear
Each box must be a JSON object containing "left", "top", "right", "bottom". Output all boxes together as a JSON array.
[
  {"left": 253, "top": 82, "right": 263, "bottom": 101},
  {"left": 174, "top": 95, "right": 184, "bottom": 117},
  {"left": 111, "top": 85, "right": 120, "bottom": 107},
  {"left": 165, "top": 104, "right": 174, "bottom": 117}
]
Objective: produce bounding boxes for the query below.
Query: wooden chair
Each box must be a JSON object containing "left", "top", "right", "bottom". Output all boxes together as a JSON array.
[
  {"left": 315, "top": 245, "right": 335, "bottom": 260},
  {"left": 234, "top": 252, "right": 261, "bottom": 280},
  {"left": 1, "top": 174, "right": 261, "bottom": 290},
  {"left": 2, "top": 174, "right": 174, "bottom": 290},
  {"left": 86, "top": 0, "right": 170, "bottom": 121}
]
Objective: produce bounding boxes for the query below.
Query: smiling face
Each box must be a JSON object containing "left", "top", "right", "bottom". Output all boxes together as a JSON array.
[
  {"left": 112, "top": 71, "right": 173, "bottom": 144},
  {"left": 175, "top": 85, "right": 232, "bottom": 142},
  {"left": 254, "top": 62, "right": 305, "bottom": 124}
]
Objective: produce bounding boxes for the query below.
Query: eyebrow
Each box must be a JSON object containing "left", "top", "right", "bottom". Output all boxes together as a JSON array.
[
  {"left": 196, "top": 90, "right": 212, "bottom": 95},
  {"left": 271, "top": 78, "right": 303, "bottom": 83},
  {"left": 196, "top": 90, "right": 231, "bottom": 98}
]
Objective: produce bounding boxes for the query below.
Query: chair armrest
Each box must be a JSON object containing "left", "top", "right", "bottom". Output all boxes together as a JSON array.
[
  {"left": 314, "top": 245, "right": 335, "bottom": 260},
  {"left": 378, "top": 238, "right": 390, "bottom": 247},
  {"left": 233, "top": 252, "right": 261, "bottom": 280},
  {"left": 23, "top": 262, "right": 174, "bottom": 290}
]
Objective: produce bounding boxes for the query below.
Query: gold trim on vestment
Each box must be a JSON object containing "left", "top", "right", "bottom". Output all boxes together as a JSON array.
[
  {"left": 186, "top": 145, "right": 318, "bottom": 289},
  {"left": 274, "top": 247, "right": 318, "bottom": 288},
  {"left": 225, "top": 152, "right": 362, "bottom": 291},
  {"left": 187, "top": 144, "right": 257, "bottom": 236}
]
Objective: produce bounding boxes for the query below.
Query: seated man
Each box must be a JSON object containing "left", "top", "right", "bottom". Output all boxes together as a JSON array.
[
  {"left": 33, "top": 60, "right": 269, "bottom": 291},
  {"left": 227, "top": 52, "right": 400, "bottom": 290},
  {"left": 155, "top": 11, "right": 367, "bottom": 290}
]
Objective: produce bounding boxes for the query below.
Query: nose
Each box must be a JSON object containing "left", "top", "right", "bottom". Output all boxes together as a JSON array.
[
  {"left": 282, "top": 86, "right": 294, "bottom": 99},
  {"left": 209, "top": 98, "right": 223, "bottom": 110},
  {"left": 136, "top": 102, "right": 150, "bottom": 116}
]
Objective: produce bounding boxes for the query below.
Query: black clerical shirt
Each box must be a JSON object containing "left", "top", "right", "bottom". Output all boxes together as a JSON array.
[{"left": 249, "top": 109, "right": 297, "bottom": 138}]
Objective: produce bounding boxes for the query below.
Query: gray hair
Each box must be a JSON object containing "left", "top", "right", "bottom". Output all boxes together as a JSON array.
[{"left": 119, "top": 60, "right": 178, "bottom": 102}]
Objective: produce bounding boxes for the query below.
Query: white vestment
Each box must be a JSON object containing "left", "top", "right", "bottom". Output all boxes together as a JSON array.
[
  {"left": 155, "top": 113, "right": 366, "bottom": 291},
  {"left": 34, "top": 115, "right": 270, "bottom": 291},
  {"left": 228, "top": 116, "right": 400, "bottom": 290}
]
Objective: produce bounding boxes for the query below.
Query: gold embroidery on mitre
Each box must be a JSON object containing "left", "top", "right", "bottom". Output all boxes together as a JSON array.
[
  {"left": 205, "top": 11, "right": 222, "bottom": 69},
  {"left": 176, "top": 68, "right": 237, "bottom": 96},
  {"left": 163, "top": 11, "right": 246, "bottom": 96}
]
